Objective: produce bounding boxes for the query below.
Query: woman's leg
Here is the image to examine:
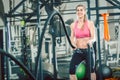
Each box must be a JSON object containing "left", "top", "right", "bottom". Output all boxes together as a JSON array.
[
  {"left": 69, "top": 53, "right": 80, "bottom": 80},
  {"left": 83, "top": 49, "right": 96, "bottom": 80},
  {"left": 91, "top": 48, "right": 96, "bottom": 71},
  {"left": 91, "top": 72, "right": 96, "bottom": 80},
  {"left": 70, "top": 74, "right": 77, "bottom": 80},
  {"left": 90, "top": 48, "right": 96, "bottom": 80},
  {"left": 69, "top": 49, "right": 86, "bottom": 80}
]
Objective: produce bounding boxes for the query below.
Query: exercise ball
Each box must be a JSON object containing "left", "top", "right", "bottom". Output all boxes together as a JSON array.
[
  {"left": 76, "top": 63, "right": 86, "bottom": 80},
  {"left": 96, "top": 64, "right": 112, "bottom": 79},
  {"left": 102, "top": 65, "right": 112, "bottom": 78}
]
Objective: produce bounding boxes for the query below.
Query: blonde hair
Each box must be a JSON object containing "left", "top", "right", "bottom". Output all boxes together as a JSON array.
[
  {"left": 76, "top": 4, "right": 86, "bottom": 11},
  {"left": 76, "top": 4, "right": 87, "bottom": 22}
]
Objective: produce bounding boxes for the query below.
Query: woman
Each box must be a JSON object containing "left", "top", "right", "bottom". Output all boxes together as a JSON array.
[{"left": 69, "top": 4, "right": 96, "bottom": 80}]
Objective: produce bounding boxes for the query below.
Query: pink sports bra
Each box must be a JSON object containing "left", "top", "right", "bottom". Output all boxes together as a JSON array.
[{"left": 74, "top": 20, "right": 91, "bottom": 38}]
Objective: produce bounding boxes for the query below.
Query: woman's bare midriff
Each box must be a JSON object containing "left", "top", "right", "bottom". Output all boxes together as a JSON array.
[{"left": 76, "top": 37, "right": 90, "bottom": 49}]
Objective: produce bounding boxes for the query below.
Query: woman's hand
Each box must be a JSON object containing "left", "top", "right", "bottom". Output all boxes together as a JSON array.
[
  {"left": 91, "top": 72, "right": 96, "bottom": 80},
  {"left": 87, "top": 40, "right": 93, "bottom": 47}
]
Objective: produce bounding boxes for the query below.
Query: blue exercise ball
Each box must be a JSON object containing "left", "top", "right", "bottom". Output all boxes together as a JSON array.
[{"left": 97, "top": 64, "right": 112, "bottom": 79}]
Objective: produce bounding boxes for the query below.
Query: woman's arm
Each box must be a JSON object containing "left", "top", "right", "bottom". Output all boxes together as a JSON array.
[
  {"left": 88, "top": 21, "right": 96, "bottom": 44},
  {"left": 70, "top": 23, "right": 77, "bottom": 49}
]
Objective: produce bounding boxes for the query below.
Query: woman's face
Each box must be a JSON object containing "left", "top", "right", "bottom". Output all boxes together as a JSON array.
[{"left": 76, "top": 6, "right": 86, "bottom": 18}]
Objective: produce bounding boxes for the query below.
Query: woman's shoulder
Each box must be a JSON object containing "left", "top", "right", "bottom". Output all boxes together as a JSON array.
[
  {"left": 86, "top": 20, "right": 94, "bottom": 24},
  {"left": 86, "top": 20, "right": 95, "bottom": 29},
  {"left": 70, "top": 21, "right": 77, "bottom": 28},
  {"left": 86, "top": 20, "right": 93, "bottom": 23}
]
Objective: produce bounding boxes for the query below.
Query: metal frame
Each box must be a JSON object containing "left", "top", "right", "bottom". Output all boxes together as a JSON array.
[
  {"left": 106, "top": 0, "right": 120, "bottom": 9},
  {"left": 4, "top": 0, "right": 42, "bottom": 80},
  {"left": 2, "top": 0, "right": 120, "bottom": 80},
  {"left": 86, "top": 0, "right": 120, "bottom": 79}
]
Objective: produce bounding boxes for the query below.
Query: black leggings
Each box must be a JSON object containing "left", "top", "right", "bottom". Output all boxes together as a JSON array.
[{"left": 69, "top": 48, "right": 95, "bottom": 78}]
